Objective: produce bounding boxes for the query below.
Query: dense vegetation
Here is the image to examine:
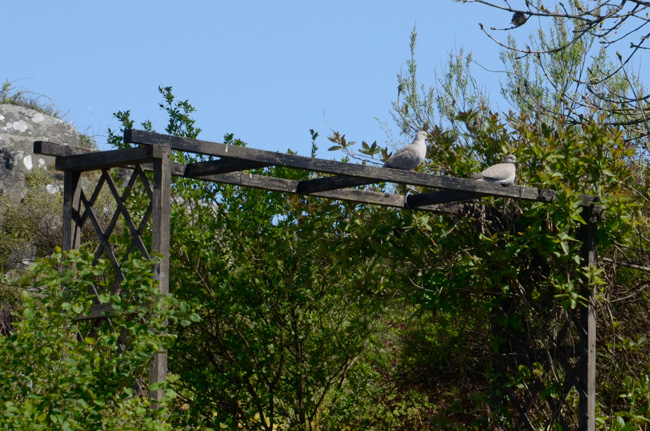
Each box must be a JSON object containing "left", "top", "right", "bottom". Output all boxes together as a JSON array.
[{"left": 2, "top": 1, "right": 650, "bottom": 429}]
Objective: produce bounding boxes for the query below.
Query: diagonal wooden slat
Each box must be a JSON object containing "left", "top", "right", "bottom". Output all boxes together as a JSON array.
[
  {"left": 80, "top": 191, "right": 124, "bottom": 283},
  {"left": 79, "top": 174, "right": 106, "bottom": 226},
  {"left": 104, "top": 170, "right": 151, "bottom": 258},
  {"left": 85, "top": 171, "right": 136, "bottom": 265},
  {"left": 134, "top": 164, "right": 154, "bottom": 199}
]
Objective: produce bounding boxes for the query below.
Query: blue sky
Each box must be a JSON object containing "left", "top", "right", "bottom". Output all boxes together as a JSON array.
[{"left": 4, "top": 1, "right": 512, "bottom": 155}]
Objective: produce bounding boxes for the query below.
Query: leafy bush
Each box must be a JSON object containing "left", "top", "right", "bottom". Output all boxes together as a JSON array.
[{"left": 0, "top": 249, "right": 182, "bottom": 430}]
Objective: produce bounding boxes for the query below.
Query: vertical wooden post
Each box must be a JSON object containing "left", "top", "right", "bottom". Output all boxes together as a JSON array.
[
  {"left": 62, "top": 170, "right": 82, "bottom": 251},
  {"left": 578, "top": 204, "right": 598, "bottom": 431},
  {"left": 149, "top": 145, "right": 172, "bottom": 403}
]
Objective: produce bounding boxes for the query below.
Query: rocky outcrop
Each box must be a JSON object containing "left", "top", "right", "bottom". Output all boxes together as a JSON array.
[{"left": 0, "top": 104, "right": 79, "bottom": 201}]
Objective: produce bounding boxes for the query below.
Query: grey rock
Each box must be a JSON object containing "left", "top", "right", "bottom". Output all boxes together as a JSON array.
[{"left": 0, "top": 104, "right": 78, "bottom": 202}]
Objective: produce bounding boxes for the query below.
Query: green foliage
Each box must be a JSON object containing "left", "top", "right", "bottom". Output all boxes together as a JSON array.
[
  {"left": 63, "top": 13, "right": 650, "bottom": 426},
  {"left": 0, "top": 249, "right": 182, "bottom": 430},
  {"left": 0, "top": 170, "right": 63, "bottom": 271},
  {"left": 107, "top": 91, "right": 395, "bottom": 430},
  {"left": 100, "top": 70, "right": 650, "bottom": 428},
  {"left": 0, "top": 169, "right": 117, "bottom": 273},
  {"left": 323, "top": 20, "right": 650, "bottom": 427}
]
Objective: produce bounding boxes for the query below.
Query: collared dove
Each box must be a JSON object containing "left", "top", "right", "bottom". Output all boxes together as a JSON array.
[
  {"left": 383, "top": 130, "right": 428, "bottom": 170},
  {"left": 475, "top": 154, "right": 517, "bottom": 186}
]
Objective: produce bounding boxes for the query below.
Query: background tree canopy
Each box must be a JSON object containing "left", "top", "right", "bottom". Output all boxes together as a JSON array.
[{"left": 2, "top": 0, "right": 650, "bottom": 429}]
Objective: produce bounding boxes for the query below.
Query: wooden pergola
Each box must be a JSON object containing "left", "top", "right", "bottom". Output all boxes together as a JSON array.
[{"left": 34, "top": 129, "right": 600, "bottom": 430}]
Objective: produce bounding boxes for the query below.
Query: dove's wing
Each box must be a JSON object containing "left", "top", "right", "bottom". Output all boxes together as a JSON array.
[
  {"left": 479, "top": 163, "right": 516, "bottom": 185},
  {"left": 383, "top": 132, "right": 427, "bottom": 170},
  {"left": 384, "top": 144, "right": 420, "bottom": 169}
]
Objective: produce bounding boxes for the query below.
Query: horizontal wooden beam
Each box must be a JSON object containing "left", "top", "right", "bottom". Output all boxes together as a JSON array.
[
  {"left": 407, "top": 190, "right": 481, "bottom": 207},
  {"left": 296, "top": 175, "right": 378, "bottom": 194},
  {"left": 185, "top": 159, "right": 272, "bottom": 177},
  {"left": 37, "top": 137, "right": 600, "bottom": 209},
  {"left": 54, "top": 146, "right": 161, "bottom": 172},
  {"left": 35, "top": 140, "right": 98, "bottom": 157},
  {"left": 34, "top": 141, "right": 454, "bottom": 213},
  {"left": 124, "top": 129, "right": 595, "bottom": 205}
]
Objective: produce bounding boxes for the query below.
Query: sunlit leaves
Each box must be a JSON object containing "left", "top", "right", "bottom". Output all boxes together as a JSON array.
[{"left": 0, "top": 250, "right": 193, "bottom": 429}]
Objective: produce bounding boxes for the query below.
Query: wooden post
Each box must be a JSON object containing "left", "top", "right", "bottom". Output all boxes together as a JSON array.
[
  {"left": 578, "top": 205, "right": 598, "bottom": 431},
  {"left": 62, "top": 171, "right": 82, "bottom": 251},
  {"left": 149, "top": 145, "right": 172, "bottom": 403}
]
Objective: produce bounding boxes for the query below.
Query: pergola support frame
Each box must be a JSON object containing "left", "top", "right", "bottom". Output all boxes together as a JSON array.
[{"left": 35, "top": 129, "right": 599, "bottom": 428}]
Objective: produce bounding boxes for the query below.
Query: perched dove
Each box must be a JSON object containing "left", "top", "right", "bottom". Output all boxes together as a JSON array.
[
  {"left": 475, "top": 155, "right": 517, "bottom": 186},
  {"left": 383, "top": 130, "right": 428, "bottom": 170}
]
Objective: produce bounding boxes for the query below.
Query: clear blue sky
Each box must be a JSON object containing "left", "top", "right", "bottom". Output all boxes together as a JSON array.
[{"left": 4, "top": 1, "right": 511, "bottom": 156}]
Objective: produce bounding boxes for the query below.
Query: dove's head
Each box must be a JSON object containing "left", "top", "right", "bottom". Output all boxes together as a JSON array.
[
  {"left": 504, "top": 155, "right": 517, "bottom": 164},
  {"left": 415, "top": 130, "right": 428, "bottom": 141}
]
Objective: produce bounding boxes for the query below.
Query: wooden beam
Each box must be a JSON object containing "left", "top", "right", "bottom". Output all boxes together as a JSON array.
[
  {"left": 35, "top": 140, "right": 94, "bottom": 157},
  {"left": 124, "top": 129, "right": 596, "bottom": 206},
  {"left": 62, "top": 171, "right": 82, "bottom": 251},
  {"left": 406, "top": 190, "right": 481, "bottom": 207},
  {"left": 185, "top": 159, "right": 271, "bottom": 177},
  {"left": 296, "top": 175, "right": 379, "bottom": 194},
  {"left": 149, "top": 145, "right": 172, "bottom": 404},
  {"left": 578, "top": 205, "right": 598, "bottom": 431},
  {"left": 55, "top": 146, "right": 159, "bottom": 172},
  {"left": 37, "top": 138, "right": 599, "bottom": 210},
  {"left": 35, "top": 142, "right": 435, "bottom": 211},
  {"left": 186, "top": 171, "right": 460, "bottom": 214},
  {"left": 205, "top": 171, "right": 408, "bottom": 206}
]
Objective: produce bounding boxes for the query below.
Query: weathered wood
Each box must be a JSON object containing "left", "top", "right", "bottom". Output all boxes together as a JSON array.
[
  {"left": 102, "top": 171, "right": 151, "bottom": 258},
  {"left": 296, "top": 175, "right": 379, "bottom": 193},
  {"left": 62, "top": 171, "right": 82, "bottom": 251},
  {"left": 185, "top": 159, "right": 271, "bottom": 177},
  {"left": 406, "top": 190, "right": 481, "bottom": 207},
  {"left": 149, "top": 146, "right": 172, "bottom": 403},
  {"left": 198, "top": 171, "right": 463, "bottom": 212},
  {"left": 39, "top": 137, "right": 599, "bottom": 208},
  {"left": 55, "top": 146, "right": 158, "bottom": 172},
  {"left": 578, "top": 205, "right": 598, "bottom": 431},
  {"left": 35, "top": 141, "right": 432, "bottom": 211},
  {"left": 35, "top": 140, "right": 94, "bottom": 157},
  {"left": 125, "top": 129, "right": 592, "bottom": 205}
]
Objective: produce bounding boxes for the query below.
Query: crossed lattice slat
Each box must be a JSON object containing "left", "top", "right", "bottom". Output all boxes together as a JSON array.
[
  {"left": 496, "top": 315, "right": 589, "bottom": 430},
  {"left": 77, "top": 165, "right": 153, "bottom": 298}
]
